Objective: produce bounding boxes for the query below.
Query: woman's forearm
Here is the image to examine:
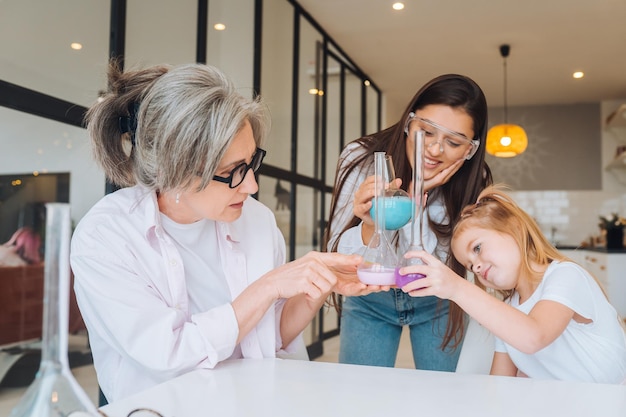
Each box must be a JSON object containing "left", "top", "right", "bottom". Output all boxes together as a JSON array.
[
  {"left": 279, "top": 293, "right": 329, "bottom": 348},
  {"left": 231, "top": 278, "right": 278, "bottom": 344}
]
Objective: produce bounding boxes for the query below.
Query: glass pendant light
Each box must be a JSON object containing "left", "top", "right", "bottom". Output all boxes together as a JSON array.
[{"left": 486, "top": 44, "right": 528, "bottom": 158}]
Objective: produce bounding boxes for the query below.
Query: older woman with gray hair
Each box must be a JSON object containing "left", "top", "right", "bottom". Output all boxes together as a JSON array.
[{"left": 71, "top": 61, "right": 375, "bottom": 403}]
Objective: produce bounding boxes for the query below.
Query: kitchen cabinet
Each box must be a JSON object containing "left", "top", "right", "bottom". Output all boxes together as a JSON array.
[
  {"left": 559, "top": 248, "right": 585, "bottom": 265},
  {"left": 604, "top": 104, "right": 626, "bottom": 183},
  {"left": 581, "top": 250, "right": 626, "bottom": 317}
]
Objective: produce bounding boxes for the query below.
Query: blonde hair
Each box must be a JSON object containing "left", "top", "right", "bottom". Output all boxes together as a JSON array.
[
  {"left": 85, "top": 61, "right": 269, "bottom": 192},
  {"left": 452, "top": 185, "right": 568, "bottom": 299}
]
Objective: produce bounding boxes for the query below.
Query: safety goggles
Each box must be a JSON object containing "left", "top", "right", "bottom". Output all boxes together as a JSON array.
[{"left": 404, "top": 112, "right": 479, "bottom": 160}]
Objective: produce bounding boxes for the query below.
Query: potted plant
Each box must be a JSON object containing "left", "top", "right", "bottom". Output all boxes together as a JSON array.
[{"left": 598, "top": 213, "right": 626, "bottom": 249}]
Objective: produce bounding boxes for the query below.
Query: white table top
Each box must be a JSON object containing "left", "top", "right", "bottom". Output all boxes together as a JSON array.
[{"left": 101, "top": 358, "right": 626, "bottom": 417}]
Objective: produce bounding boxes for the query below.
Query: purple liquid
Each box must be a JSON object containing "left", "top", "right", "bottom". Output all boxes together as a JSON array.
[
  {"left": 357, "top": 268, "right": 396, "bottom": 285},
  {"left": 394, "top": 267, "right": 426, "bottom": 287}
]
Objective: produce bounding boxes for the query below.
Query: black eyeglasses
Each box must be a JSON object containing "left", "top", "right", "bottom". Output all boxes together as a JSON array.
[{"left": 212, "top": 147, "right": 266, "bottom": 188}]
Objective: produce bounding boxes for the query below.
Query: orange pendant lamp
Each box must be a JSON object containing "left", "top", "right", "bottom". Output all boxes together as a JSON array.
[{"left": 486, "top": 44, "right": 528, "bottom": 158}]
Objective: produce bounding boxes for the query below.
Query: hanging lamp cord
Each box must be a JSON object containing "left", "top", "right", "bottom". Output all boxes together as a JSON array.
[{"left": 503, "top": 54, "right": 508, "bottom": 124}]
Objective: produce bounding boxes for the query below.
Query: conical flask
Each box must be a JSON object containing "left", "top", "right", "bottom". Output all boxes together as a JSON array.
[
  {"left": 368, "top": 154, "right": 412, "bottom": 230},
  {"left": 10, "top": 203, "right": 100, "bottom": 417},
  {"left": 395, "top": 130, "right": 427, "bottom": 287},
  {"left": 357, "top": 152, "right": 398, "bottom": 285}
]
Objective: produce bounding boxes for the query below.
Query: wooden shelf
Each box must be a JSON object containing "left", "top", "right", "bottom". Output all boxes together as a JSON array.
[{"left": 606, "top": 104, "right": 626, "bottom": 128}]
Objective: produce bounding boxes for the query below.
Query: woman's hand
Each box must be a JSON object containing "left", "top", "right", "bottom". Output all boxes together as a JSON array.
[
  {"left": 396, "top": 249, "right": 464, "bottom": 299},
  {"left": 424, "top": 158, "right": 464, "bottom": 193},
  {"left": 307, "top": 252, "right": 391, "bottom": 297},
  {"left": 263, "top": 252, "right": 347, "bottom": 302},
  {"left": 353, "top": 176, "right": 402, "bottom": 244},
  {"left": 352, "top": 175, "right": 403, "bottom": 224}
]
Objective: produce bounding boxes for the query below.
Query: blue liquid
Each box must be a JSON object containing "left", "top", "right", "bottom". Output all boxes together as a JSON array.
[
  {"left": 394, "top": 267, "right": 426, "bottom": 288},
  {"left": 369, "top": 196, "right": 413, "bottom": 230}
]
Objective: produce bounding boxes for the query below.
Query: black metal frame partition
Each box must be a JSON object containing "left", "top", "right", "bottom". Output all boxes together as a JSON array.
[{"left": 0, "top": 0, "right": 382, "bottom": 361}]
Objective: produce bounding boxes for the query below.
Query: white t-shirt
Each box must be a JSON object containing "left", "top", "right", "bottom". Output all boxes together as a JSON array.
[{"left": 495, "top": 261, "right": 626, "bottom": 384}]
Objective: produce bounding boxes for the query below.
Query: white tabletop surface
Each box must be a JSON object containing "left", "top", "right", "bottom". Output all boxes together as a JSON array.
[{"left": 100, "top": 358, "right": 626, "bottom": 417}]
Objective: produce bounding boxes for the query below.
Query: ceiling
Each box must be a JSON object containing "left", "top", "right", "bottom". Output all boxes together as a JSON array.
[{"left": 296, "top": 0, "right": 626, "bottom": 114}]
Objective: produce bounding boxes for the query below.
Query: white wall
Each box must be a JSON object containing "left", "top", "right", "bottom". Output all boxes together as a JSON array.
[{"left": 509, "top": 99, "right": 626, "bottom": 247}]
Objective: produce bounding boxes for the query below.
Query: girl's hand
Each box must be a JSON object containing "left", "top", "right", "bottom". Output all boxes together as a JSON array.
[
  {"left": 396, "top": 250, "right": 464, "bottom": 300},
  {"left": 424, "top": 159, "right": 464, "bottom": 193}
]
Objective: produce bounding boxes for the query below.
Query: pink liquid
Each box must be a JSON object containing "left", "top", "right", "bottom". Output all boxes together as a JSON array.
[
  {"left": 394, "top": 267, "right": 426, "bottom": 288},
  {"left": 357, "top": 268, "right": 396, "bottom": 285}
]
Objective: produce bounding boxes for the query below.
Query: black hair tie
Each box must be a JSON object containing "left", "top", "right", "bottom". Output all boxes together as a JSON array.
[{"left": 118, "top": 102, "right": 140, "bottom": 147}]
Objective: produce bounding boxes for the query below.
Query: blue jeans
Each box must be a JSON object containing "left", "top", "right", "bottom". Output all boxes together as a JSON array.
[{"left": 338, "top": 289, "right": 461, "bottom": 371}]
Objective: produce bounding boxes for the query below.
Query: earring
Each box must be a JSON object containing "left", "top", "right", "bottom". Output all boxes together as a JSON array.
[{"left": 175, "top": 193, "right": 180, "bottom": 204}]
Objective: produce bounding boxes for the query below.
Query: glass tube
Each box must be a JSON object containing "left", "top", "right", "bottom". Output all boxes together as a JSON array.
[
  {"left": 357, "top": 152, "right": 398, "bottom": 285},
  {"left": 10, "top": 203, "right": 99, "bottom": 417},
  {"left": 395, "top": 130, "right": 427, "bottom": 287}
]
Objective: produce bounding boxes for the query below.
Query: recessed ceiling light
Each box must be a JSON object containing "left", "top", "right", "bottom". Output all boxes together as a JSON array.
[
  {"left": 70, "top": 42, "right": 83, "bottom": 50},
  {"left": 573, "top": 71, "right": 584, "bottom": 79},
  {"left": 392, "top": 2, "right": 405, "bottom": 10},
  {"left": 214, "top": 23, "right": 226, "bottom": 31}
]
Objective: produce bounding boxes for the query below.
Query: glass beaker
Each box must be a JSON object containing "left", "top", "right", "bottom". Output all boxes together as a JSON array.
[
  {"left": 368, "top": 154, "right": 412, "bottom": 230},
  {"left": 357, "top": 152, "right": 398, "bottom": 285},
  {"left": 10, "top": 203, "right": 100, "bottom": 417},
  {"left": 395, "top": 130, "right": 428, "bottom": 287}
]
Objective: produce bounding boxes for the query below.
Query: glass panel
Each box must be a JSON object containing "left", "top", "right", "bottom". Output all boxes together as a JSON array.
[
  {"left": 322, "top": 190, "right": 340, "bottom": 334},
  {"left": 344, "top": 69, "right": 364, "bottom": 145},
  {"left": 0, "top": 108, "right": 101, "bottom": 351},
  {"left": 366, "top": 84, "right": 379, "bottom": 135},
  {"left": 126, "top": 0, "right": 196, "bottom": 67},
  {"left": 0, "top": 0, "right": 110, "bottom": 107},
  {"left": 261, "top": 0, "right": 294, "bottom": 171},
  {"left": 257, "top": 175, "right": 292, "bottom": 252},
  {"left": 322, "top": 302, "right": 340, "bottom": 334},
  {"left": 297, "top": 20, "right": 324, "bottom": 179},
  {"left": 0, "top": 107, "right": 105, "bottom": 226},
  {"left": 324, "top": 57, "right": 343, "bottom": 188},
  {"left": 302, "top": 313, "right": 319, "bottom": 347},
  {"left": 206, "top": 0, "right": 255, "bottom": 94},
  {"left": 295, "top": 184, "right": 320, "bottom": 258}
]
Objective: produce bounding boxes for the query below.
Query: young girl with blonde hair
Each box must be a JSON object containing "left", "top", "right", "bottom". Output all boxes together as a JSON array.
[{"left": 399, "top": 185, "right": 626, "bottom": 384}]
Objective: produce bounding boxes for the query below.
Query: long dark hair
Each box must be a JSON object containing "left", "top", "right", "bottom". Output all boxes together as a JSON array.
[{"left": 324, "top": 74, "right": 493, "bottom": 350}]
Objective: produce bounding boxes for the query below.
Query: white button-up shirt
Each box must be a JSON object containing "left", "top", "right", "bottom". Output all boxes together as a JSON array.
[{"left": 71, "top": 185, "right": 295, "bottom": 402}]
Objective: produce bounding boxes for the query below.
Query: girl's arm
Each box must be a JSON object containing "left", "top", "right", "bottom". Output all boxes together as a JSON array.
[
  {"left": 398, "top": 250, "right": 575, "bottom": 354},
  {"left": 490, "top": 352, "right": 518, "bottom": 377}
]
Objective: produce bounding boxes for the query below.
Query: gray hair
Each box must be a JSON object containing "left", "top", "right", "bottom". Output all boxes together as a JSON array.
[{"left": 86, "top": 62, "right": 269, "bottom": 192}]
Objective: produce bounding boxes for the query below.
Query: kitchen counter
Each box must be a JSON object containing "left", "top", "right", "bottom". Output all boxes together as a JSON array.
[{"left": 557, "top": 245, "right": 626, "bottom": 254}]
